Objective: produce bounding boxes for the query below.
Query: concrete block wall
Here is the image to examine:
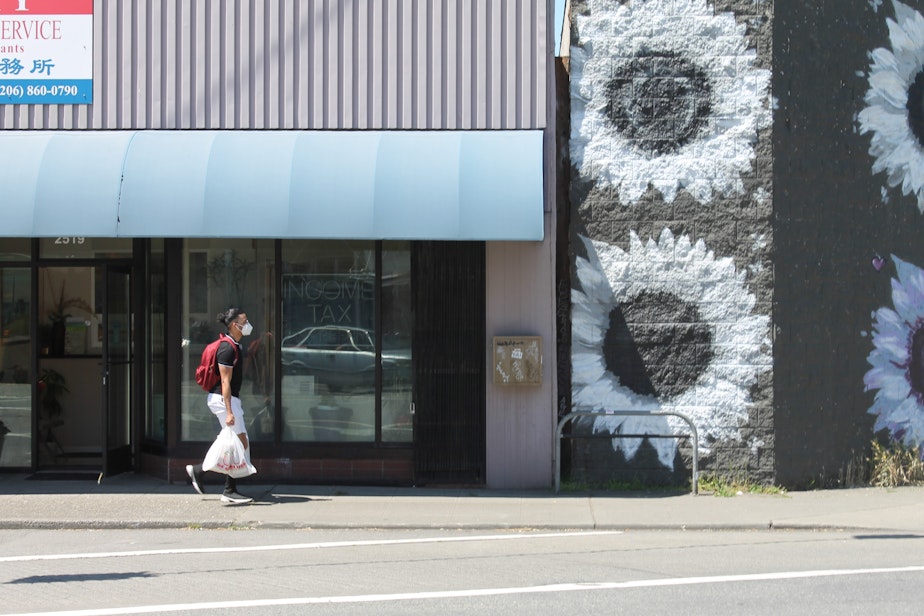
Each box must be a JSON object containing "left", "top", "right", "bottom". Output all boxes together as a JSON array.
[
  {"left": 565, "top": 0, "right": 775, "bottom": 485},
  {"left": 566, "top": 0, "right": 924, "bottom": 488}
]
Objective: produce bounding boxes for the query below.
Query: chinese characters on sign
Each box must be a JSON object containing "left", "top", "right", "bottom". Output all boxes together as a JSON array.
[{"left": 0, "top": 0, "right": 93, "bottom": 104}]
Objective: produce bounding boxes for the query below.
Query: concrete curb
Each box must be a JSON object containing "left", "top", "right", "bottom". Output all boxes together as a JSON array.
[{"left": 0, "top": 519, "right": 898, "bottom": 532}]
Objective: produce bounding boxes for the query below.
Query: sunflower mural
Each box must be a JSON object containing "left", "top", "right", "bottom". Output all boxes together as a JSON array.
[
  {"left": 859, "top": 1, "right": 924, "bottom": 457},
  {"left": 859, "top": 0, "right": 924, "bottom": 212},
  {"left": 572, "top": 231, "right": 772, "bottom": 467},
  {"left": 865, "top": 256, "right": 924, "bottom": 452},
  {"left": 570, "top": 0, "right": 771, "bottom": 205},
  {"left": 567, "top": 0, "right": 774, "bottom": 479}
]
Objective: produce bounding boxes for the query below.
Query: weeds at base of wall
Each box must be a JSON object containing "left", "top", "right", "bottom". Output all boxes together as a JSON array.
[
  {"left": 843, "top": 440, "right": 924, "bottom": 488},
  {"left": 566, "top": 440, "right": 924, "bottom": 491},
  {"left": 872, "top": 441, "right": 924, "bottom": 486},
  {"left": 697, "top": 473, "right": 786, "bottom": 497},
  {"left": 560, "top": 474, "right": 786, "bottom": 497}
]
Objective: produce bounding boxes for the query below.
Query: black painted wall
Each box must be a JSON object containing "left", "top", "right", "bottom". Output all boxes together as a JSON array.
[{"left": 773, "top": 0, "right": 924, "bottom": 486}]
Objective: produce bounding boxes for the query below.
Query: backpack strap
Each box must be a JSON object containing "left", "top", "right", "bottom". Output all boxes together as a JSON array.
[{"left": 219, "top": 333, "right": 240, "bottom": 365}]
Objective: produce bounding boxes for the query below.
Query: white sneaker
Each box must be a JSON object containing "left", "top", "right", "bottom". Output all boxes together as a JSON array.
[
  {"left": 220, "top": 491, "right": 253, "bottom": 505},
  {"left": 186, "top": 465, "right": 205, "bottom": 495}
]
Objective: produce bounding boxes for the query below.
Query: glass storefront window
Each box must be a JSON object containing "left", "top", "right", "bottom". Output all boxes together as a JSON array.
[
  {"left": 381, "top": 242, "right": 413, "bottom": 442},
  {"left": 0, "top": 239, "right": 31, "bottom": 261},
  {"left": 0, "top": 268, "right": 32, "bottom": 467},
  {"left": 40, "top": 237, "right": 133, "bottom": 259},
  {"left": 181, "top": 240, "right": 275, "bottom": 441},
  {"left": 281, "top": 241, "right": 376, "bottom": 442},
  {"left": 39, "top": 267, "right": 99, "bottom": 358},
  {"left": 178, "top": 239, "right": 412, "bottom": 447},
  {"left": 146, "top": 240, "right": 167, "bottom": 443}
]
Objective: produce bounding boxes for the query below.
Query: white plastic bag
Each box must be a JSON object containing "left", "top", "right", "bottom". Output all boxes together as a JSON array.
[{"left": 202, "top": 426, "right": 257, "bottom": 478}]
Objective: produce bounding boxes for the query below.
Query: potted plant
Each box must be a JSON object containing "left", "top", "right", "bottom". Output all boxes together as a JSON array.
[
  {"left": 44, "top": 278, "right": 92, "bottom": 356},
  {"left": 37, "top": 368, "right": 68, "bottom": 457},
  {"left": 38, "top": 367, "right": 69, "bottom": 420}
]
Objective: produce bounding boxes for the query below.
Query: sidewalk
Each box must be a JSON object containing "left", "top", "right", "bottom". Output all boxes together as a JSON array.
[{"left": 0, "top": 474, "right": 921, "bottom": 532}]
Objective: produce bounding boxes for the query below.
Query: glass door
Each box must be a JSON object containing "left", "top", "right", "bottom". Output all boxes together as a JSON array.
[
  {"left": 37, "top": 265, "right": 101, "bottom": 471},
  {"left": 102, "top": 265, "right": 132, "bottom": 477}
]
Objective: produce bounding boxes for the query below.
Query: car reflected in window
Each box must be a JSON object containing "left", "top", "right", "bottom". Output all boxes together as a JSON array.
[{"left": 281, "top": 325, "right": 409, "bottom": 391}]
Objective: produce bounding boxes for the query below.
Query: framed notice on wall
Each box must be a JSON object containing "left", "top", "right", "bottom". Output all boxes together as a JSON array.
[
  {"left": 0, "top": 0, "right": 94, "bottom": 105},
  {"left": 493, "top": 336, "right": 542, "bottom": 386}
]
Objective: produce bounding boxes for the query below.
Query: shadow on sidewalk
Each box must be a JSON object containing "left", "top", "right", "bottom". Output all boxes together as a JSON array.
[
  {"left": 0, "top": 472, "right": 695, "bottom": 500},
  {"left": 253, "top": 492, "right": 331, "bottom": 505}
]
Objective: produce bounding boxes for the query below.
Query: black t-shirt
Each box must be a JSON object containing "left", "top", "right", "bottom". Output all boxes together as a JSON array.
[{"left": 209, "top": 335, "right": 243, "bottom": 397}]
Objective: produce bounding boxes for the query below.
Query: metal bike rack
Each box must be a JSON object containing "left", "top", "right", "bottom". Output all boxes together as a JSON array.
[{"left": 555, "top": 410, "right": 699, "bottom": 495}]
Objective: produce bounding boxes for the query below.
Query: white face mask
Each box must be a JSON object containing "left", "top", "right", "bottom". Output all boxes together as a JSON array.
[{"left": 237, "top": 321, "right": 253, "bottom": 336}]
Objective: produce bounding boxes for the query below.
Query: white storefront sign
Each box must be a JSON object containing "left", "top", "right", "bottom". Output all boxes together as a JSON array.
[{"left": 0, "top": 0, "right": 93, "bottom": 104}]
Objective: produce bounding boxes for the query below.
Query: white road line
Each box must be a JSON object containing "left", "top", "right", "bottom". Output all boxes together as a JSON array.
[
  {"left": 0, "top": 530, "right": 622, "bottom": 563},
  {"left": 7, "top": 565, "right": 924, "bottom": 616}
]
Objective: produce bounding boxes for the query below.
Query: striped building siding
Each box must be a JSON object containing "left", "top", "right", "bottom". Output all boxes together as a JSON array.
[{"left": 0, "top": 0, "right": 548, "bottom": 130}]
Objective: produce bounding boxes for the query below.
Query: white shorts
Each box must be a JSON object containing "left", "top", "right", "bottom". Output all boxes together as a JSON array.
[{"left": 207, "top": 394, "right": 248, "bottom": 436}]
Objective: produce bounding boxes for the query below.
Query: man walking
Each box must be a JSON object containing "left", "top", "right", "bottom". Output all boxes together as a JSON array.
[{"left": 187, "top": 307, "right": 254, "bottom": 504}]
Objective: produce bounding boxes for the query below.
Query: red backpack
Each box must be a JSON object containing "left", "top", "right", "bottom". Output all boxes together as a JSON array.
[{"left": 194, "top": 334, "right": 239, "bottom": 392}]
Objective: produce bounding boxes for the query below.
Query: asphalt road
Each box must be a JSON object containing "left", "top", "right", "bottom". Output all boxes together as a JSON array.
[{"left": 1, "top": 528, "right": 923, "bottom": 615}]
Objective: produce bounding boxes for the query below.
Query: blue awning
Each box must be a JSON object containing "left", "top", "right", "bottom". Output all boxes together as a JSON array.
[{"left": 0, "top": 130, "right": 545, "bottom": 241}]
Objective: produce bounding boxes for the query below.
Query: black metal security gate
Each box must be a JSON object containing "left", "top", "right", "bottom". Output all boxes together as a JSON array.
[{"left": 412, "top": 241, "right": 485, "bottom": 485}]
